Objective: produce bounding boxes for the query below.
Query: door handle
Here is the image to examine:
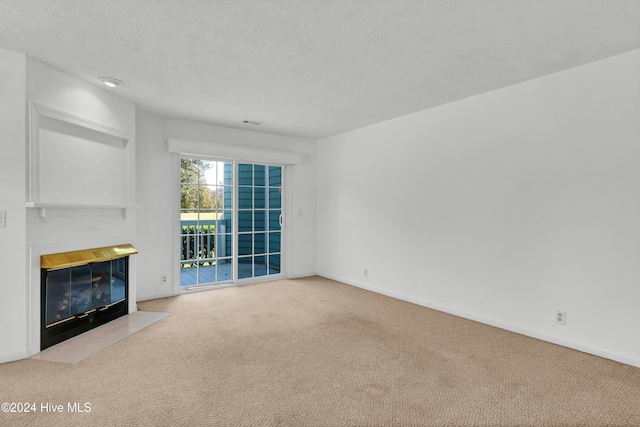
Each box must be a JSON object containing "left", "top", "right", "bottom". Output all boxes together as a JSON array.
[{"left": 279, "top": 214, "right": 283, "bottom": 227}]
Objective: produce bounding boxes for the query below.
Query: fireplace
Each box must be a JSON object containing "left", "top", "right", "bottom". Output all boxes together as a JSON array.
[{"left": 40, "top": 244, "right": 137, "bottom": 350}]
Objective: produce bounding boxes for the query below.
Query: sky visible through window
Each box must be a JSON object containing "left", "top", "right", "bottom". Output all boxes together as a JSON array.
[{"left": 204, "top": 161, "right": 226, "bottom": 186}]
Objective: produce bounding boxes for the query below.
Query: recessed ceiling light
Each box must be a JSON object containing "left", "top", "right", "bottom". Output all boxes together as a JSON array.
[{"left": 99, "top": 77, "right": 123, "bottom": 88}]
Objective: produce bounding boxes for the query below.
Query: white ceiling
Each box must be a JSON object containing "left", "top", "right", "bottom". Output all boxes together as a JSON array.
[{"left": 1, "top": 0, "right": 639, "bottom": 140}]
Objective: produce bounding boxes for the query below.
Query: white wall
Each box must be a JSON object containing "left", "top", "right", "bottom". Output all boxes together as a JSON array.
[
  {"left": 24, "top": 58, "right": 137, "bottom": 356},
  {"left": 317, "top": 49, "right": 640, "bottom": 367},
  {"left": 135, "top": 114, "right": 316, "bottom": 301},
  {"left": 0, "top": 49, "right": 28, "bottom": 362}
]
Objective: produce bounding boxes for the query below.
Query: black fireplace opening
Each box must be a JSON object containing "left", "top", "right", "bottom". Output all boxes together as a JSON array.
[{"left": 41, "top": 256, "right": 130, "bottom": 350}]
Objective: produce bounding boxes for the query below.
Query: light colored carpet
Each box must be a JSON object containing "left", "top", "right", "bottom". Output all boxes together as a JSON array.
[{"left": 1, "top": 276, "right": 639, "bottom": 426}]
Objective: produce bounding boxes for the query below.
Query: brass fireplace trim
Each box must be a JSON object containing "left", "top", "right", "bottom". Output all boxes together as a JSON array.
[{"left": 41, "top": 244, "right": 138, "bottom": 271}]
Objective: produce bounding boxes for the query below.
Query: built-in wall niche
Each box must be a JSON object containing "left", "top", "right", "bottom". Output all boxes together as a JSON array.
[{"left": 26, "top": 103, "right": 133, "bottom": 219}]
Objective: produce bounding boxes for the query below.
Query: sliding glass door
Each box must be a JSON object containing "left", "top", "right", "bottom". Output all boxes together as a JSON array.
[{"left": 179, "top": 158, "right": 283, "bottom": 288}]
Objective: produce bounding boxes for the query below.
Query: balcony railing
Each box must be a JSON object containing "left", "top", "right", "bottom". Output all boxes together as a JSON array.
[{"left": 180, "top": 222, "right": 216, "bottom": 267}]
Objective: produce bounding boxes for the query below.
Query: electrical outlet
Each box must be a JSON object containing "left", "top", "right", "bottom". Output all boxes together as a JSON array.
[
  {"left": 363, "top": 268, "right": 368, "bottom": 278},
  {"left": 161, "top": 274, "right": 168, "bottom": 285},
  {"left": 555, "top": 310, "right": 566, "bottom": 325}
]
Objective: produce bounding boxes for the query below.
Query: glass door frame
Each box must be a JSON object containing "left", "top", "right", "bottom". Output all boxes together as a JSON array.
[{"left": 175, "top": 155, "right": 286, "bottom": 292}]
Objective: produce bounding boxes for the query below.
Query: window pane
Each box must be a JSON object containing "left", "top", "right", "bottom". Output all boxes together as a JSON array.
[
  {"left": 217, "top": 258, "right": 233, "bottom": 281},
  {"left": 196, "top": 233, "right": 215, "bottom": 262},
  {"left": 254, "top": 187, "right": 266, "bottom": 209},
  {"left": 254, "top": 233, "right": 266, "bottom": 254},
  {"left": 238, "top": 210, "right": 253, "bottom": 232},
  {"left": 199, "top": 265, "right": 216, "bottom": 284},
  {"left": 238, "top": 164, "right": 253, "bottom": 185},
  {"left": 269, "top": 232, "right": 281, "bottom": 253},
  {"left": 180, "top": 262, "right": 196, "bottom": 286},
  {"left": 238, "top": 234, "right": 252, "bottom": 256},
  {"left": 254, "top": 165, "right": 266, "bottom": 186},
  {"left": 198, "top": 160, "right": 217, "bottom": 186},
  {"left": 238, "top": 186, "right": 252, "bottom": 209},
  {"left": 269, "top": 166, "right": 282, "bottom": 186},
  {"left": 181, "top": 159, "right": 199, "bottom": 184},
  {"left": 238, "top": 256, "right": 253, "bottom": 279},
  {"left": 254, "top": 255, "right": 267, "bottom": 277},
  {"left": 198, "top": 185, "right": 217, "bottom": 211},
  {"left": 269, "top": 188, "right": 281, "bottom": 209},
  {"left": 269, "top": 254, "right": 281, "bottom": 274},
  {"left": 181, "top": 184, "right": 198, "bottom": 209},
  {"left": 198, "top": 213, "right": 216, "bottom": 231},
  {"left": 254, "top": 210, "right": 267, "bottom": 232}
]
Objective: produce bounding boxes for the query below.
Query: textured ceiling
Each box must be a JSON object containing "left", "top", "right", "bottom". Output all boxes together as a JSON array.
[{"left": 0, "top": 0, "right": 639, "bottom": 139}]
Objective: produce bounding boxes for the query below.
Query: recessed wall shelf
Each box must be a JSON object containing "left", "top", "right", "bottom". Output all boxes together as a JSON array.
[
  {"left": 26, "top": 202, "right": 135, "bottom": 221},
  {"left": 27, "top": 102, "right": 133, "bottom": 214}
]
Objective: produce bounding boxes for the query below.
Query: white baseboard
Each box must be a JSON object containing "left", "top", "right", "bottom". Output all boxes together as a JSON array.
[
  {"left": 136, "top": 290, "right": 175, "bottom": 302},
  {"left": 318, "top": 273, "right": 640, "bottom": 369},
  {"left": 0, "top": 348, "right": 31, "bottom": 364},
  {"left": 288, "top": 272, "right": 317, "bottom": 279}
]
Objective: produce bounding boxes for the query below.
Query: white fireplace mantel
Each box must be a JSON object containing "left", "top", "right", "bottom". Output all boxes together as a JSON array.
[{"left": 25, "top": 202, "right": 136, "bottom": 221}]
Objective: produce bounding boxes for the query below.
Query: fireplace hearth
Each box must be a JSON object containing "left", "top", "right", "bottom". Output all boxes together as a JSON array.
[{"left": 40, "top": 244, "right": 137, "bottom": 350}]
